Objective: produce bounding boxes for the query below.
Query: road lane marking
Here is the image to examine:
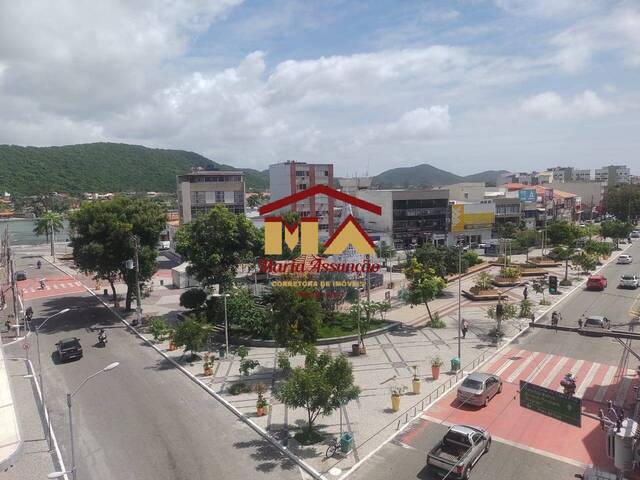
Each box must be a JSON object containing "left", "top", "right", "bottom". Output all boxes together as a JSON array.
[
  {"left": 525, "top": 354, "right": 553, "bottom": 383},
  {"left": 483, "top": 347, "right": 514, "bottom": 372},
  {"left": 593, "top": 366, "right": 618, "bottom": 403},
  {"left": 576, "top": 362, "right": 600, "bottom": 398},
  {"left": 541, "top": 357, "right": 569, "bottom": 387},
  {"left": 615, "top": 376, "right": 632, "bottom": 407},
  {"left": 506, "top": 351, "right": 539, "bottom": 383},
  {"left": 495, "top": 349, "right": 527, "bottom": 376}
]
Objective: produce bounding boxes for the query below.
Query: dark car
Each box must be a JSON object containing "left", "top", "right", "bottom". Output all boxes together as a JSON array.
[
  {"left": 15, "top": 270, "right": 27, "bottom": 281},
  {"left": 56, "top": 337, "right": 83, "bottom": 362},
  {"left": 586, "top": 275, "right": 607, "bottom": 291}
]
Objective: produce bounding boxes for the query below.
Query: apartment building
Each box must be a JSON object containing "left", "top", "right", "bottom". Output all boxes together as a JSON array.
[
  {"left": 268, "top": 161, "right": 335, "bottom": 235},
  {"left": 177, "top": 169, "right": 245, "bottom": 224},
  {"left": 595, "top": 165, "right": 631, "bottom": 186},
  {"left": 353, "top": 189, "right": 450, "bottom": 249}
]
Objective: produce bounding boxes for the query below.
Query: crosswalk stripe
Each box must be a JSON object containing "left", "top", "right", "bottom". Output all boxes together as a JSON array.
[
  {"left": 507, "top": 352, "right": 539, "bottom": 383},
  {"left": 594, "top": 366, "right": 617, "bottom": 403},
  {"left": 576, "top": 363, "right": 600, "bottom": 398},
  {"left": 496, "top": 350, "right": 527, "bottom": 376},
  {"left": 53, "top": 284, "right": 59, "bottom": 289},
  {"left": 525, "top": 354, "right": 553, "bottom": 383},
  {"left": 74, "top": 281, "right": 81, "bottom": 286},
  {"left": 541, "top": 357, "right": 569, "bottom": 387},
  {"left": 615, "top": 377, "right": 633, "bottom": 407},
  {"left": 484, "top": 348, "right": 513, "bottom": 372}
]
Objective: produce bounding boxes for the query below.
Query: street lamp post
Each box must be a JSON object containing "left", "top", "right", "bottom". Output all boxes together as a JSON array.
[
  {"left": 49, "top": 362, "right": 120, "bottom": 480},
  {"left": 457, "top": 235, "right": 463, "bottom": 360},
  {"left": 35, "top": 308, "right": 70, "bottom": 450}
]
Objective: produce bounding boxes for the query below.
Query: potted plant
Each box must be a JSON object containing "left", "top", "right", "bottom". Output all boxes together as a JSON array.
[
  {"left": 390, "top": 385, "right": 407, "bottom": 412},
  {"left": 167, "top": 329, "right": 177, "bottom": 351},
  {"left": 255, "top": 383, "right": 268, "bottom": 417},
  {"left": 411, "top": 366, "right": 421, "bottom": 394},
  {"left": 202, "top": 352, "right": 213, "bottom": 376},
  {"left": 431, "top": 356, "right": 444, "bottom": 380}
]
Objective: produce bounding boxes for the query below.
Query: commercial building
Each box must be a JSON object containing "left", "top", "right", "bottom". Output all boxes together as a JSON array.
[
  {"left": 595, "top": 165, "right": 631, "bottom": 186},
  {"left": 268, "top": 161, "right": 335, "bottom": 235},
  {"left": 449, "top": 200, "right": 495, "bottom": 245},
  {"left": 177, "top": 169, "right": 245, "bottom": 224},
  {"left": 493, "top": 197, "right": 523, "bottom": 230},
  {"left": 574, "top": 169, "right": 591, "bottom": 182},
  {"left": 353, "top": 189, "right": 450, "bottom": 250}
]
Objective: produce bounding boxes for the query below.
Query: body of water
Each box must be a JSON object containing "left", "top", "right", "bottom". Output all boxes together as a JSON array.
[{"left": 0, "top": 219, "right": 71, "bottom": 246}]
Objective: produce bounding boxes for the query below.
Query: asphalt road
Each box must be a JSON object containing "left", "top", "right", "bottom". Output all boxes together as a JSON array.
[
  {"left": 8, "top": 248, "right": 301, "bottom": 480},
  {"left": 348, "top": 240, "right": 640, "bottom": 480}
]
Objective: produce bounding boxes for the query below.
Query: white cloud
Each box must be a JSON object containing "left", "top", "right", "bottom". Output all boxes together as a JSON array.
[
  {"left": 521, "top": 90, "right": 617, "bottom": 119},
  {"left": 494, "top": 0, "right": 600, "bottom": 18},
  {"left": 380, "top": 107, "right": 451, "bottom": 140}
]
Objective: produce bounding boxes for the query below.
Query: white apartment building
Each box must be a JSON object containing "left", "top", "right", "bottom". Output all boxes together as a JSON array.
[
  {"left": 595, "top": 165, "right": 631, "bottom": 186},
  {"left": 177, "top": 169, "right": 245, "bottom": 224}
]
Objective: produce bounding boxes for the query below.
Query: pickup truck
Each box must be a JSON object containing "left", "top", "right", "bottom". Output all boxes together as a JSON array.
[{"left": 426, "top": 425, "right": 491, "bottom": 479}]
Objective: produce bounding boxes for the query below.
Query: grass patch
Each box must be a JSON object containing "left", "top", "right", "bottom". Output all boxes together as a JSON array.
[
  {"left": 294, "top": 429, "right": 324, "bottom": 445},
  {"left": 318, "top": 315, "right": 389, "bottom": 338}
]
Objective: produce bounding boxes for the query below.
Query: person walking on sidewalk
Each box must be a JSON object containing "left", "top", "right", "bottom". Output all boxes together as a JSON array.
[
  {"left": 461, "top": 319, "right": 469, "bottom": 339},
  {"left": 523, "top": 285, "right": 528, "bottom": 300}
]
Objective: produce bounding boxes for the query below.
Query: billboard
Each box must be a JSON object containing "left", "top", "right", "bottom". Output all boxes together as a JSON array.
[
  {"left": 451, "top": 203, "right": 495, "bottom": 233},
  {"left": 518, "top": 189, "right": 537, "bottom": 203}
]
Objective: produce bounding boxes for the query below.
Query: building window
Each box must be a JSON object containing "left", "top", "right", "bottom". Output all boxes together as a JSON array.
[
  {"left": 215, "top": 191, "right": 225, "bottom": 203},
  {"left": 296, "top": 171, "right": 308, "bottom": 177},
  {"left": 234, "top": 191, "right": 244, "bottom": 204}
]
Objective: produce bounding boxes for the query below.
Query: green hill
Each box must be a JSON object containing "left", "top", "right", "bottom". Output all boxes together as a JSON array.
[
  {"left": 373, "top": 163, "right": 507, "bottom": 188},
  {"left": 0, "top": 142, "right": 268, "bottom": 195}
]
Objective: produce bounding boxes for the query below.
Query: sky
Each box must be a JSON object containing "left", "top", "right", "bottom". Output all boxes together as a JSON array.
[{"left": 0, "top": 0, "right": 639, "bottom": 177}]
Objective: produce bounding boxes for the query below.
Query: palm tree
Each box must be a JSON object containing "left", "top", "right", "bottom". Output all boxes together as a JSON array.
[{"left": 34, "top": 212, "right": 64, "bottom": 261}]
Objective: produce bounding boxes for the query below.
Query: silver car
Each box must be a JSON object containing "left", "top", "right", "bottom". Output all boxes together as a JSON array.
[
  {"left": 457, "top": 372, "right": 502, "bottom": 407},
  {"left": 583, "top": 315, "right": 610, "bottom": 329}
]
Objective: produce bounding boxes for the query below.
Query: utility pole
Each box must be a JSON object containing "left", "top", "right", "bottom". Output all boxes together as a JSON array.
[
  {"left": 132, "top": 235, "right": 142, "bottom": 326},
  {"left": 457, "top": 235, "right": 462, "bottom": 360}
]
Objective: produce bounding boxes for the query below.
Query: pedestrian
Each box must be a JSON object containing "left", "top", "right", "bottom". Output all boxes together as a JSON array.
[
  {"left": 461, "top": 319, "right": 469, "bottom": 339},
  {"left": 578, "top": 316, "right": 583, "bottom": 328},
  {"left": 4, "top": 319, "right": 10, "bottom": 332},
  {"left": 523, "top": 285, "right": 528, "bottom": 300},
  {"left": 551, "top": 311, "right": 558, "bottom": 326}
]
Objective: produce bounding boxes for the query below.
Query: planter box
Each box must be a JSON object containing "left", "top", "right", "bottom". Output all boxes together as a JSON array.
[
  {"left": 492, "top": 276, "right": 521, "bottom": 287},
  {"left": 463, "top": 288, "right": 507, "bottom": 301},
  {"left": 519, "top": 267, "right": 548, "bottom": 277}
]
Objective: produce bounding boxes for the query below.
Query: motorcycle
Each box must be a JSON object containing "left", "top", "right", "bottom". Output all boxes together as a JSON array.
[
  {"left": 39, "top": 280, "right": 46, "bottom": 290},
  {"left": 97, "top": 332, "right": 108, "bottom": 346}
]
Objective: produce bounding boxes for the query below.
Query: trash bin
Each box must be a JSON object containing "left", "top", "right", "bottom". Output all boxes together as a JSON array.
[
  {"left": 340, "top": 433, "right": 353, "bottom": 453},
  {"left": 219, "top": 346, "right": 226, "bottom": 358},
  {"left": 160, "top": 279, "right": 164, "bottom": 286},
  {"left": 103, "top": 288, "right": 108, "bottom": 296},
  {"left": 351, "top": 343, "right": 360, "bottom": 356},
  {"left": 451, "top": 357, "right": 460, "bottom": 372}
]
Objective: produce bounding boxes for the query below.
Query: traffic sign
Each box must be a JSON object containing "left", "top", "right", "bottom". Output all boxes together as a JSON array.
[
  {"left": 22, "top": 343, "right": 30, "bottom": 350},
  {"left": 520, "top": 380, "right": 581, "bottom": 427}
]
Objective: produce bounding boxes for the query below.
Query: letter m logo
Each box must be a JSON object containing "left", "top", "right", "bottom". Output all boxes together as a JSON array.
[{"left": 264, "top": 218, "right": 319, "bottom": 255}]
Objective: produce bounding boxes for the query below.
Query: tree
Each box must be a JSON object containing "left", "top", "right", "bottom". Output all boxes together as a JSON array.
[
  {"left": 606, "top": 185, "right": 640, "bottom": 221},
  {"left": 601, "top": 220, "right": 633, "bottom": 248},
  {"left": 546, "top": 221, "right": 581, "bottom": 247},
  {"left": 486, "top": 302, "right": 517, "bottom": 335},
  {"left": 514, "top": 229, "right": 537, "bottom": 260},
  {"left": 274, "top": 349, "right": 360, "bottom": 440},
  {"left": 531, "top": 280, "right": 547, "bottom": 305},
  {"left": 247, "top": 192, "right": 266, "bottom": 208},
  {"left": 403, "top": 258, "right": 446, "bottom": 323},
  {"left": 70, "top": 197, "right": 166, "bottom": 308},
  {"left": 34, "top": 211, "right": 64, "bottom": 259},
  {"left": 179, "top": 288, "right": 207, "bottom": 311},
  {"left": 267, "top": 287, "right": 322, "bottom": 354},
  {"left": 173, "top": 314, "right": 209, "bottom": 361},
  {"left": 213, "top": 287, "right": 269, "bottom": 338},
  {"left": 573, "top": 253, "right": 598, "bottom": 274},
  {"left": 497, "top": 221, "right": 521, "bottom": 239},
  {"left": 175, "top": 205, "right": 262, "bottom": 291}
]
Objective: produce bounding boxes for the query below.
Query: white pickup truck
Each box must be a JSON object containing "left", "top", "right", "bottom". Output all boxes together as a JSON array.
[{"left": 426, "top": 425, "right": 491, "bottom": 479}]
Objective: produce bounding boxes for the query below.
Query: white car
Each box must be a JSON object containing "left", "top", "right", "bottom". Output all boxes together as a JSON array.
[
  {"left": 631, "top": 231, "right": 640, "bottom": 239},
  {"left": 158, "top": 240, "right": 171, "bottom": 250},
  {"left": 617, "top": 254, "right": 633, "bottom": 264},
  {"left": 619, "top": 275, "right": 640, "bottom": 289}
]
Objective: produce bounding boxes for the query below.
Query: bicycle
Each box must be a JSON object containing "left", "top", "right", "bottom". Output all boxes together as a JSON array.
[{"left": 325, "top": 438, "right": 339, "bottom": 458}]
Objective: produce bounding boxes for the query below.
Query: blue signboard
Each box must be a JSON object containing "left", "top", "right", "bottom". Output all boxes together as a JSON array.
[{"left": 518, "top": 189, "right": 537, "bottom": 203}]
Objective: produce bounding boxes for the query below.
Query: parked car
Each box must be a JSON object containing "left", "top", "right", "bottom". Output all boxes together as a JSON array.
[
  {"left": 427, "top": 424, "right": 491, "bottom": 480},
  {"left": 631, "top": 231, "right": 640, "bottom": 239},
  {"left": 56, "top": 338, "right": 83, "bottom": 362},
  {"left": 457, "top": 372, "right": 502, "bottom": 407},
  {"left": 582, "top": 315, "right": 610, "bottom": 330},
  {"left": 617, "top": 254, "right": 633, "bottom": 264},
  {"left": 586, "top": 275, "right": 607, "bottom": 291},
  {"left": 619, "top": 275, "right": 640, "bottom": 289},
  {"left": 158, "top": 240, "right": 170, "bottom": 250},
  {"left": 15, "top": 270, "right": 27, "bottom": 281}
]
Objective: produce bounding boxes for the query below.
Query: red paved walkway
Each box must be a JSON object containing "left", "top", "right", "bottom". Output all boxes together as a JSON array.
[
  {"left": 18, "top": 275, "right": 86, "bottom": 300},
  {"left": 406, "top": 347, "right": 639, "bottom": 468}
]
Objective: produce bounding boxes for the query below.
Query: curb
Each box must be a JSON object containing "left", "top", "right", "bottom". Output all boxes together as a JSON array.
[
  {"left": 0, "top": 343, "right": 23, "bottom": 471},
  {"left": 339, "top": 243, "right": 630, "bottom": 480},
  {"left": 42, "top": 256, "right": 326, "bottom": 480}
]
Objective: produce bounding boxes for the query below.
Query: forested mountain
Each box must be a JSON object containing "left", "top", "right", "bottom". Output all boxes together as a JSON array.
[
  {"left": 373, "top": 164, "right": 507, "bottom": 188},
  {"left": 0, "top": 143, "right": 268, "bottom": 195}
]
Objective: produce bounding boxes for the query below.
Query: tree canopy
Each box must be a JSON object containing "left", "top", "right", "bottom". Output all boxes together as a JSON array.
[
  {"left": 606, "top": 185, "right": 640, "bottom": 221},
  {"left": 175, "top": 205, "right": 262, "bottom": 291},
  {"left": 69, "top": 196, "right": 166, "bottom": 308},
  {"left": 402, "top": 258, "right": 446, "bottom": 323},
  {"left": 267, "top": 286, "right": 322, "bottom": 353}
]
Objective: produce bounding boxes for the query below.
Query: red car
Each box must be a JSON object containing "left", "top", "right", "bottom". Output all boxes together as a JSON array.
[{"left": 587, "top": 275, "right": 607, "bottom": 291}]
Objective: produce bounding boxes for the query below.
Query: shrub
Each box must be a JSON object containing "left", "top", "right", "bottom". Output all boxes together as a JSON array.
[
  {"left": 474, "top": 272, "right": 494, "bottom": 290},
  {"left": 179, "top": 288, "right": 207, "bottom": 311},
  {"left": 149, "top": 317, "right": 168, "bottom": 341},
  {"left": 519, "top": 299, "right": 533, "bottom": 318},
  {"left": 276, "top": 351, "right": 291, "bottom": 373},
  {"left": 500, "top": 266, "right": 520, "bottom": 279},
  {"left": 228, "top": 382, "right": 252, "bottom": 395},
  {"left": 426, "top": 312, "right": 446, "bottom": 328}
]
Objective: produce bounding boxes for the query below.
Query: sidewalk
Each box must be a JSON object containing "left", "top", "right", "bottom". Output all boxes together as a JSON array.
[{"left": 0, "top": 342, "right": 21, "bottom": 470}]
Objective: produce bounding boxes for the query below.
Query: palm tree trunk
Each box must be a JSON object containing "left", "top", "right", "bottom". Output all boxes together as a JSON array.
[
  {"left": 424, "top": 301, "right": 434, "bottom": 322},
  {"left": 50, "top": 224, "right": 55, "bottom": 262}
]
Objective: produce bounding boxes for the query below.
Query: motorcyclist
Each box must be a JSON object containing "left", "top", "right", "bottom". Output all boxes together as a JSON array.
[
  {"left": 98, "top": 328, "right": 107, "bottom": 344},
  {"left": 39, "top": 278, "right": 46, "bottom": 289},
  {"left": 36, "top": 260, "right": 41, "bottom": 269},
  {"left": 25, "top": 306, "right": 33, "bottom": 320},
  {"left": 561, "top": 372, "right": 576, "bottom": 394}
]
